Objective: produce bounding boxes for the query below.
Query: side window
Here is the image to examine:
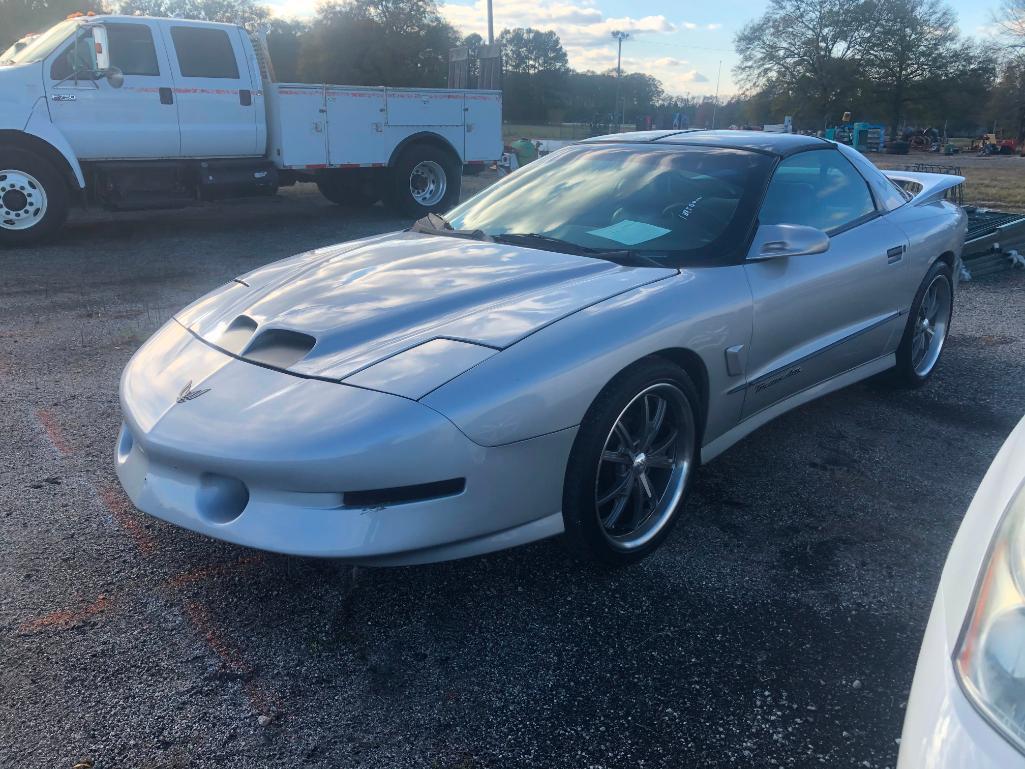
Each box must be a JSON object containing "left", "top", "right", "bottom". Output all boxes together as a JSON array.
[
  {"left": 760, "top": 149, "right": 877, "bottom": 233},
  {"left": 50, "top": 29, "right": 97, "bottom": 81},
  {"left": 169, "top": 26, "right": 239, "bottom": 79},
  {"left": 107, "top": 23, "right": 159, "bottom": 76}
]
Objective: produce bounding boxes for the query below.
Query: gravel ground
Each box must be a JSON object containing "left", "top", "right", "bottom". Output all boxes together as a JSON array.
[{"left": 2, "top": 173, "right": 1025, "bottom": 769}]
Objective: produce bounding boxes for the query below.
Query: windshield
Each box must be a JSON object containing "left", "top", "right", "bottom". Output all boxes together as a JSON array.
[
  {"left": 4, "top": 20, "right": 76, "bottom": 65},
  {"left": 446, "top": 144, "right": 775, "bottom": 267}
]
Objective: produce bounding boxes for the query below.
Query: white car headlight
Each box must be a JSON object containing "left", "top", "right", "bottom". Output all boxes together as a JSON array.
[{"left": 956, "top": 479, "right": 1025, "bottom": 754}]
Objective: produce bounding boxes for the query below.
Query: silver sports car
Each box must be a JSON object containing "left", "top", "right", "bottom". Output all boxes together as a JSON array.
[{"left": 116, "top": 131, "right": 966, "bottom": 566}]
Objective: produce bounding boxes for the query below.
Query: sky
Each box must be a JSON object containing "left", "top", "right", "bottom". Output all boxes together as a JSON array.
[{"left": 264, "top": 0, "right": 1005, "bottom": 97}]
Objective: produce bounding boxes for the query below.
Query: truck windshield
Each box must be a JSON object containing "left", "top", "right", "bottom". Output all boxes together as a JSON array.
[
  {"left": 445, "top": 144, "right": 775, "bottom": 267},
  {"left": 3, "top": 20, "right": 76, "bottom": 65}
]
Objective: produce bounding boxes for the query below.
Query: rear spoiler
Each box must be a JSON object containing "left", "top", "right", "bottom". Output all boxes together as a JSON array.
[{"left": 882, "top": 170, "right": 965, "bottom": 206}]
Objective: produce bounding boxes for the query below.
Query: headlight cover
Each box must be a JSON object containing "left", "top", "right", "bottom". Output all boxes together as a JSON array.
[{"left": 956, "top": 479, "right": 1025, "bottom": 754}]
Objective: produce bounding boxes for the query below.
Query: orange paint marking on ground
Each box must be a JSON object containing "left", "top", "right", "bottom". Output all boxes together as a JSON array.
[
  {"left": 96, "top": 482, "right": 158, "bottom": 555},
  {"left": 181, "top": 600, "right": 283, "bottom": 717},
  {"left": 35, "top": 408, "right": 73, "bottom": 456},
  {"left": 166, "top": 554, "right": 265, "bottom": 589},
  {"left": 182, "top": 600, "right": 249, "bottom": 673},
  {"left": 18, "top": 594, "right": 111, "bottom": 633}
]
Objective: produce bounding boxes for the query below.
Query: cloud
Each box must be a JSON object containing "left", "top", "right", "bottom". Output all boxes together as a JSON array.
[
  {"left": 682, "top": 21, "right": 721, "bottom": 30},
  {"left": 440, "top": 0, "right": 680, "bottom": 49}
]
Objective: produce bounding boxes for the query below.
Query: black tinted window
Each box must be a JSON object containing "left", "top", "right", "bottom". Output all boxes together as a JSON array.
[
  {"left": 107, "top": 23, "right": 159, "bottom": 76},
  {"left": 760, "top": 149, "right": 876, "bottom": 233},
  {"left": 170, "top": 26, "right": 239, "bottom": 79}
]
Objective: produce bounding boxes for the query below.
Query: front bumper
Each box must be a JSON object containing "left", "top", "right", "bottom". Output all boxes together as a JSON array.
[
  {"left": 898, "top": 590, "right": 1025, "bottom": 768},
  {"left": 116, "top": 321, "right": 574, "bottom": 564}
]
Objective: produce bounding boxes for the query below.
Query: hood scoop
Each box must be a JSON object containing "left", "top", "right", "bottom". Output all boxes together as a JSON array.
[{"left": 216, "top": 315, "right": 316, "bottom": 370}]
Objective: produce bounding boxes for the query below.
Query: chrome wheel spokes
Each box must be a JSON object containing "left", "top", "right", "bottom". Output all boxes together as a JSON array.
[
  {"left": 911, "top": 274, "right": 952, "bottom": 377},
  {"left": 594, "top": 383, "right": 694, "bottom": 551}
]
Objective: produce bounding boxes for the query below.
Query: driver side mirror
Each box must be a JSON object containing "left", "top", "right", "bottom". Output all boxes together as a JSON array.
[
  {"left": 748, "top": 223, "right": 830, "bottom": 261},
  {"left": 89, "top": 25, "right": 123, "bottom": 88}
]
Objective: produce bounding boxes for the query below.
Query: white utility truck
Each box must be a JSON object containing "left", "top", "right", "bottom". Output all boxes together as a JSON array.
[{"left": 0, "top": 15, "right": 503, "bottom": 245}]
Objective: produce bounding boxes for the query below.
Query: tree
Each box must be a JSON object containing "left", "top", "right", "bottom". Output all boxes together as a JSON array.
[
  {"left": 298, "top": 0, "right": 457, "bottom": 87},
  {"left": 0, "top": 0, "right": 103, "bottom": 50},
  {"left": 734, "top": 0, "right": 879, "bottom": 125},
  {"left": 497, "top": 28, "right": 568, "bottom": 74},
  {"left": 265, "top": 18, "right": 307, "bottom": 83},
  {"left": 112, "top": 0, "right": 269, "bottom": 26},
  {"left": 862, "top": 0, "right": 964, "bottom": 135}
]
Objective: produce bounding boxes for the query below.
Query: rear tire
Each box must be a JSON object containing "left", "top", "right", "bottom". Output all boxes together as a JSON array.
[
  {"left": 891, "top": 261, "right": 953, "bottom": 388},
  {"left": 0, "top": 147, "right": 69, "bottom": 246},
  {"left": 562, "top": 358, "right": 700, "bottom": 566},
  {"left": 386, "top": 143, "right": 461, "bottom": 217},
  {"left": 316, "top": 172, "right": 380, "bottom": 208}
]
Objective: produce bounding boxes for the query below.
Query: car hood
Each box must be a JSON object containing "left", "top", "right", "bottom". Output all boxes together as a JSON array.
[{"left": 176, "top": 231, "right": 677, "bottom": 382}]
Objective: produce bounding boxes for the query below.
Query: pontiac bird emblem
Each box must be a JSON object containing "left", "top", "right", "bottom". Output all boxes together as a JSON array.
[{"left": 176, "top": 380, "right": 210, "bottom": 404}]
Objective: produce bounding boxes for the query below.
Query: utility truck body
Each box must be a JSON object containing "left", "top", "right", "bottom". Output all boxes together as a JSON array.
[{"left": 0, "top": 15, "right": 502, "bottom": 244}]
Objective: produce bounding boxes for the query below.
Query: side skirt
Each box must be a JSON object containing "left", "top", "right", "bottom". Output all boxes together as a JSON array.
[{"left": 700, "top": 353, "right": 896, "bottom": 464}]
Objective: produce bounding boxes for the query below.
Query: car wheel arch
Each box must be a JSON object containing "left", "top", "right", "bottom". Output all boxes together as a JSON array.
[{"left": 598, "top": 348, "right": 710, "bottom": 454}]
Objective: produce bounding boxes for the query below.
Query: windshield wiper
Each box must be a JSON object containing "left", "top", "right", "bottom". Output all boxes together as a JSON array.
[
  {"left": 411, "top": 213, "right": 490, "bottom": 241},
  {"left": 493, "top": 233, "right": 663, "bottom": 267}
]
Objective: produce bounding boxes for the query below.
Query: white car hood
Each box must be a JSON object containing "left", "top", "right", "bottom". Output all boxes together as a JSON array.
[{"left": 176, "top": 231, "right": 676, "bottom": 381}]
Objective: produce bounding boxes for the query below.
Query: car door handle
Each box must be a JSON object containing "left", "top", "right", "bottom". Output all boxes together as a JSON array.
[
  {"left": 159, "top": 87, "right": 174, "bottom": 105},
  {"left": 887, "top": 245, "right": 905, "bottom": 264},
  {"left": 239, "top": 89, "right": 252, "bottom": 106}
]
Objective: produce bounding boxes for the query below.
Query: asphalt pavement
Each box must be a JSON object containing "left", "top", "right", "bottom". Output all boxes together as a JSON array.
[{"left": 2, "top": 173, "right": 1024, "bottom": 768}]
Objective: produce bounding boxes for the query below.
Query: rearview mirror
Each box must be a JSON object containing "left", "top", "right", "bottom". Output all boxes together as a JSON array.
[{"left": 748, "top": 223, "right": 830, "bottom": 261}]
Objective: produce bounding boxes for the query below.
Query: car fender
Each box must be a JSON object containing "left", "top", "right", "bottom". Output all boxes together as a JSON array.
[
  {"left": 22, "top": 97, "right": 86, "bottom": 188},
  {"left": 421, "top": 267, "right": 754, "bottom": 448}
]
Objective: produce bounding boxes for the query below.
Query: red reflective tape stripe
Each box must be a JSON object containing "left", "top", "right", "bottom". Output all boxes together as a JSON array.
[{"left": 305, "top": 164, "right": 327, "bottom": 169}]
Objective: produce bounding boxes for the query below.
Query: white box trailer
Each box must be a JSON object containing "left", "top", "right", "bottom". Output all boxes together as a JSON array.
[{"left": 0, "top": 15, "right": 503, "bottom": 244}]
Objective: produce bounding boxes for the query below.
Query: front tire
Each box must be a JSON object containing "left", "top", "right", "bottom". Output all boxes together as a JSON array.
[
  {"left": 892, "top": 261, "right": 953, "bottom": 387},
  {"left": 0, "top": 148, "right": 69, "bottom": 246},
  {"left": 562, "top": 358, "right": 699, "bottom": 566},
  {"left": 386, "top": 143, "right": 461, "bottom": 217}
]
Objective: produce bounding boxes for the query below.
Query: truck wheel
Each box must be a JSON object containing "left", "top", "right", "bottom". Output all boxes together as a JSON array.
[
  {"left": 0, "top": 148, "right": 69, "bottom": 246},
  {"left": 387, "top": 144, "right": 461, "bottom": 217},
  {"left": 316, "top": 173, "right": 380, "bottom": 208}
]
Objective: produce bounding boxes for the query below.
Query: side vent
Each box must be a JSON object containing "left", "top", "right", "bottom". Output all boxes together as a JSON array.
[
  {"left": 218, "top": 315, "right": 258, "bottom": 355},
  {"left": 241, "top": 328, "right": 316, "bottom": 368}
]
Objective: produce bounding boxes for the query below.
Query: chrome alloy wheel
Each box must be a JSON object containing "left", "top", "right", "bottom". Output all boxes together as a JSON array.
[
  {"left": 912, "top": 273, "right": 952, "bottom": 377},
  {"left": 0, "top": 169, "right": 47, "bottom": 231},
  {"left": 409, "top": 160, "right": 447, "bottom": 207},
  {"left": 595, "top": 383, "right": 694, "bottom": 551}
]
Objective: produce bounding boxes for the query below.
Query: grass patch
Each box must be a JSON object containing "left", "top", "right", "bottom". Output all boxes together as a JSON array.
[{"left": 872, "top": 153, "right": 1025, "bottom": 210}]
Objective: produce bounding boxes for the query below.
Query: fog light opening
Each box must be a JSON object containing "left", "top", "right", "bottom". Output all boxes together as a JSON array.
[{"left": 196, "top": 473, "right": 249, "bottom": 524}]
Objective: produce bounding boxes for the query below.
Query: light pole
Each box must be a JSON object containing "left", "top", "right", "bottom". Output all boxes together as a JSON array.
[
  {"left": 487, "top": 0, "right": 494, "bottom": 44},
  {"left": 611, "top": 30, "right": 629, "bottom": 130}
]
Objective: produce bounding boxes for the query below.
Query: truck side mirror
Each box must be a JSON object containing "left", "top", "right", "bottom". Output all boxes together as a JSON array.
[
  {"left": 92, "top": 25, "right": 110, "bottom": 71},
  {"left": 105, "top": 66, "right": 124, "bottom": 88}
]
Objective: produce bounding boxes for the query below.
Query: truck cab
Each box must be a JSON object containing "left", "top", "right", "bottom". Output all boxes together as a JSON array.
[{"left": 0, "top": 14, "right": 502, "bottom": 245}]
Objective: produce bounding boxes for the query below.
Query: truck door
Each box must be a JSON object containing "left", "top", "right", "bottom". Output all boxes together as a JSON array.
[
  {"left": 326, "top": 87, "right": 386, "bottom": 165},
  {"left": 45, "top": 21, "right": 180, "bottom": 159},
  {"left": 160, "top": 23, "right": 260, "bottom": 157},
  {"left": 463, "top": 92, "right": 502, "bottom": 162}
]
